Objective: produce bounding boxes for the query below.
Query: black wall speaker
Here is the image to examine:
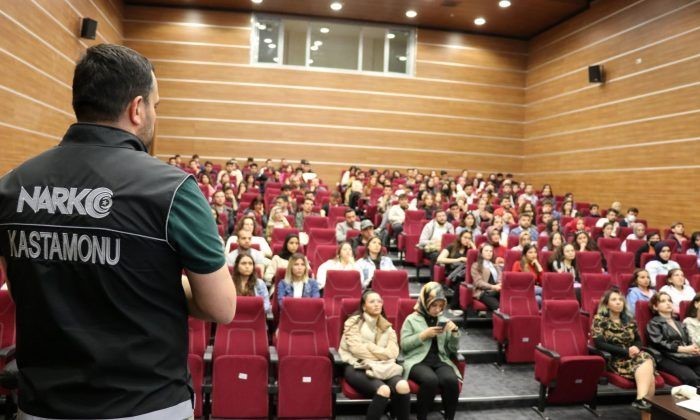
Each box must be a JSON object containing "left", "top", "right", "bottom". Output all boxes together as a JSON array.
[
  {"left": 80, "top": 18, "right": 98, "bottom": 39},
  {"left": 588, "top": 65, "right": 604, "bottom": 83}
]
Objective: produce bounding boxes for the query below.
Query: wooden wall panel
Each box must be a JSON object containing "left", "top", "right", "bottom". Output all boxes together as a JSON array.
[
  {"left": 0, "top": 0, "right": 123, "bottom": 175},
  {"left": 525, "top": 0, "right": 700, "bottom": 231},
  {"left": 124, "top": 4, "right": 527, "bottom": 179}
]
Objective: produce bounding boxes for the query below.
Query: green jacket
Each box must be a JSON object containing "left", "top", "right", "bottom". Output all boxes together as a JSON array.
[{"left": 399, "top": 312, "right": 462, "bottom": 380}]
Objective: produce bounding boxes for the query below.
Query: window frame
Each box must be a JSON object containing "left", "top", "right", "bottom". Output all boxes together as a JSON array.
[{"left": 250, "top": 14, "right": 416, "bottom": 77}]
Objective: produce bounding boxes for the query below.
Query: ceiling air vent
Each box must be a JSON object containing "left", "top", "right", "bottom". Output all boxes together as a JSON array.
[{"left": 441, "top": 0, "right": 460, "bottom": 7}]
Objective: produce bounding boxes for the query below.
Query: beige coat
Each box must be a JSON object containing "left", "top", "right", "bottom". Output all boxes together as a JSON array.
[
  {"left": 339, "top": 313, "right": 399, "bottom": 367},
  {"left": 471, "top": 263, "right": 503, "bottom": 299}
]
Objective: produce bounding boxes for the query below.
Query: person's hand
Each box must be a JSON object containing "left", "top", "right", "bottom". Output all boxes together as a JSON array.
[
  {"left": 419, "top": 327, "right": 443, "bottom": 341},
  {"left": 495, "top": 257, "right": 505, "bottom": 265},
  {"left": 628, "top": 346, "right": 640, "bottom": 357},
  {"left": 444, "top": 320, "right": 458, "bottom": 334},
  {"left": 492, "top": 283, "right": 502, "bottom": 292},
  {"left": 680, "top": 345, "right": 700, "bottom": 354},
  {"left": 533, "top": 260, "right": 543, "bottom": 272},
  {"left": 458, "top": 256, "right": 467, "bottom": 263}
]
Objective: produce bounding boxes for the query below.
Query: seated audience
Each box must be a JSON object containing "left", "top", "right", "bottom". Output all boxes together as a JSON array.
[
  {"left": 645, "top": 242, "right": 681, "bottom": 288},
  {"left": 542, "top": 231, "right": 565, "bottom": 252},
  {"left": 263, "top": 233, "right": 300, "bottom": 285},
  {"left": 682, "top": 294, "right": 700, "bottom": 347},
  {"left": 295, "top": 197, "right": 319, "bottom": 230},
  {"left": 621, "top": 223, "right": 647, "bottom": 252},
  {"left": 357, "top": 236, "right": 397, "bottom": 288},
  {"left": 455, "top": 212, "right": 481, "bottom": 237},
  {"left": 436, "top": 230, "right": 476, "bottom": 313},
  {"left": 635, "top": 233, "right": 661, "bottom": 268},
  {"left": 542, "top": 218, "right": 561, "bottom": 238},
  {"left": 687, "top": 231, "right": 700, "bottom": 269},
  {"left": 512, "top": 244, "right": 544, "bottom": 304},
  {"left": 658, "top": 269, "right": 695, "bottom": 314},
  {"left": 511, "top": 230, "right": 531, "bottom": 252},
  {"left": 418, "top": 210, "right": 455, "bottom": 264},
  {"left": 210, "top": 190, "right": 234, "bottom": 237},
  {"left": 277, "top": 253, "right": 320, "bottom": 307},
  {"left": 266, "top": 206, "right": 291, "bottom": 243},
  {"left": 626, "top": 269, "right": 655, "bottom": 318},
  {"left": 316, "top": 242, "right": 362, "bottom": 290},
  {"left": 339, "top": 290, "right": 410, "bottom": 420},
  {"left": 471, "top": 244, "right": 503, "bottom": 311},
  {"left": 550, "top": 243, "right": 581, "bottom": 299},
  {"left": 336, "top": 208, "right": 361, "bottom": 243},
  {"left": 400, "top": 283, "right": 461, "bottom": 420},
  {"left": 647, "top": 291, "right": 700, "bottom": 387},
  {"left": 352, "top": 219, "right": 379, "bottom": 251},
  {"left": 225, "top": 215, "right": 272, "bottom": 258},
  {"left": 231, "top": 254, "right": 271, "bottom": 315},
  {"left": 668, "top": 221, "right": 689, "bottom": 250},
  {"left": 226, "top": 229, "right": 270, "bottom": 273},
  {"left": 510, "top": 213, "right": 538, "bottom": 241},
  {"left": 595, "top": 208, "right": 620, "bottom": 235},
  {"left": 619, "top": 207, "right": 640, "bottom": 227},
  {"left": 560, "top": 199, "right": 577, "bottom": 218},
  {"left": 591, "top": 289, "right": 656, "bottom": 413}
]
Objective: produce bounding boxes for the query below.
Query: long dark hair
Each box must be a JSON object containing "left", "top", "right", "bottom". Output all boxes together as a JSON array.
[
  {"left": 684, "top": 293, "right": 700, "bottom": 319},
  {"left": 232, "top": 253, "right": 257, "bottom": 296},
  {"left": 690, "top": 231, "right": 700, "bottom": 254},
  {"left": 447, "top": 231, "right": 471, "bottom": 258}
]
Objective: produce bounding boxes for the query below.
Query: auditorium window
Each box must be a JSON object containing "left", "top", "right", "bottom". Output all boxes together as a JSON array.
[{"left": 252, "top": 15, "right": 415, "bottom": 75}]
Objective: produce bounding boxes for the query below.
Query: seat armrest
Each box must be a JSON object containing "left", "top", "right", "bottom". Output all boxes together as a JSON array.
[
  {"left": 269, "top": 346, "right": 279, "bottom": 365},
  {"left": 535, "top": 344, "right": 560, "bottom": 360},
  {"left": 493, "top": 310, "right": 510, "bottom": 322},
  {"left": 588, "top": 345, "right": 611, "bottom": 361},
  {"left": 329, "top": 347, "right": 343, "bottom": 365},
  {"left": 0, "top": 345, "right": 16, "bottom": 360}
]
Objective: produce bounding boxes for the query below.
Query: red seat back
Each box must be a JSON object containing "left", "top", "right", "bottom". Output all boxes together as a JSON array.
[
  {"left": 441, "top": 234, "right": 456, "bottom": 250},
  {"left": 324, "top": 270, "right": 363, "bottom": 317},
  {"left": 536, "top": 235, "right": 548, "bottom": 251},
  {"left": 465, "top": 248, "right": 479, "bottom": 284},
  {"left": 405, "top": 210, "right": 426, "bottom": 222},
  {"left": 303, "top": 215, "right": 329, "bottom": 231},
  {"left": 576, "top": 251, "right": 602, "bottom": 274},
  {"left": 507, "top": 235, "right": 520, "bottom": 249},
  {"left": 307, "top": 228, "right": 336, "bottom": 256},
  {"left": 372, "top": 270, "right": 409, "bottom": 325},
  {"left": 580, "top": 273, "right": 612, "bottom": 314},
  {"left": 328, "top": 206, "right": 348, "bottom": 220},
  {"left": 328, "top": 298, "right": 361, "bottom": 348},
  {"left": 504, "top": 250, "right": 522, "bottom": 272},
  {"left": 272, "top": 227, "right": 299, "bottom": 246},
  {"left": 277, "top": 298, "right": 329, "bottom": 358},
  {"left": 624, "top": 239, "right": 646, "bottom": 254},
  {"left": 607, "top": 251, "right": 635, "bottom": 278},
  {"left": 499, "top": 272, "right": 539, "bottom": 316},
  {"left": 396, "top": 298, "right": 417, "bottom": 342},
  {"left": 640, "top": 252, "right": 656, "bottom": 268},
  {"left": 539, "top": 250, "right": 553, "bottom": 272},
  {"left": 310, "top": 245, "right": 338, "bottom": 275},
  {"left": 634, "top": 300, "right": 653, "bottom": 346},
  {"left": 188, "top": 317, "right": 209, "bottom": 357},
  {"left": 673, "top": 254, "right": 699, "bottom": 276},
  {"left": 0, "top": 291, "right": 16, "bottom": 349},
  {"left": 214, "top": 296, "right": 268, "bottom": 358},
  {"left": 597, "top": 237, "right": 622, "bottom": 261},
  {"left": 541, "top": 272, "right": 576, "bottom": 301},
  {"left": 540, "top": 300, "right": 588, "bottom": 357}
]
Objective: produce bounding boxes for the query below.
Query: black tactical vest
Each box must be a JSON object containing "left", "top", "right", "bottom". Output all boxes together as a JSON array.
[{"left": 0, "top": 124, "right": 193, "bottom": 418}]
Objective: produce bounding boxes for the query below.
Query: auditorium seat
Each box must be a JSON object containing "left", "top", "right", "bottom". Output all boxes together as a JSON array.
[
  {"left": 371, "top": 270, "right": 409, "bottom": 327},
  {"left": 541, "top": 273, "right": 577, "bottom": 301},
  {"left": 271, "top": 227, "right": 299, "bottom": 247},
  {"left": 534, "top": 300, "right": 605, "bottom": 416},
  {"left": 575, "top": 251, "right": 603, "bottom": 274},
  {"left": 580, "top": 274, "right": 612, "bottom": 316},
  {"left": 276, "top": 299, "right": 335, "bottom": 418},
  {"left": 596, "top": 237, "right": 621, "bottom": 261},
  {"left": 211, "top": 296, "right": 271, "bottom": 419},
  {"left": 492, "top": 272, "right": 541, "bottom": 363},
  {"left": 503, "top": 249, "right": 522, "bottom": 272},
  {"left": 303, "top": 215, "right": 329, "bottom": 231},
  {"left": 459, "top": 249, "right": 487, "bottom": 323},
  {"left": 323, "top": 270, "right": 363, "bottom": 318}
]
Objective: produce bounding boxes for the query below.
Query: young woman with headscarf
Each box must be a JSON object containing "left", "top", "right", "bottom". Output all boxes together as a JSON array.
[
  {"left": 399, "top": 282, "right": 461, "bottom": 420},
  {"left": 644, "top": 241, "right": 680, "bottom": 288}
]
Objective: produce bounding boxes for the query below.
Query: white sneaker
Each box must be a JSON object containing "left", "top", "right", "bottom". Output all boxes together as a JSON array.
[{"left": 449, "top": 309, "right": 463, "bottom": 317}]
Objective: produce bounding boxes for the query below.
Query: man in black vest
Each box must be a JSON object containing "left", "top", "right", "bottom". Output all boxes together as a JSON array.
[{"left": 0, "top": 44, "right": 236, "bottom": 419}]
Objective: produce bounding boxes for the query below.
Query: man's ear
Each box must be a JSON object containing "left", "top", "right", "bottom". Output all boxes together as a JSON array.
[{"left": 127, "top": 96, "right": 145, "bottom": 126}]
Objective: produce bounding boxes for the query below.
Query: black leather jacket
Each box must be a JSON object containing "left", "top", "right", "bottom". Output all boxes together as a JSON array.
[{"left": 646, "top": 315, "right": 692, "bottom": 353}]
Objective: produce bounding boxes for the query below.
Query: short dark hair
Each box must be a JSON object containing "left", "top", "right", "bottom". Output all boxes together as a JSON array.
[{"left": 72, "top": 44, "right": 154, "bottom": 122}]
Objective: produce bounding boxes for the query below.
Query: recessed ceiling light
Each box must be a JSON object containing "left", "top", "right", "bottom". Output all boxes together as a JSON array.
[
  {"left": 268, "top": 43, "right": 276, "bottom": 49},
  {"left": 405, "top": 10, "right": 417, "bottom": 18},
  {"left": 251, "top": 0, "right": 262, "bottom": 4},
  {"left": 387, "top": 33, "right": 396, "bottom": 39},
  {"left": 398, "top": 56, "right": 407, "bottom": 62},
  {"left": 307, "top": 59, "right": 314, "bottom": 64},
  {"left": 499, "top": 0, "right": 511, "bottom": 7},
  {"left": 310, "top": 45, "right": 319, "bottom": 51},
  {"left": 314, "top": 40, "right": 323, "bottom": 46},
  {"left": 256, "top": 23, "right": 267, "bottom": 30},
  {"left": 272, "top": 57, "right": 279, "bottom": 62},
  {"left": 263, "top": 38, "right": 272, "bottom": 44},
  {"left": 474, "top": 17, "right": 486, "bottom": 25},
  {"left": 330, "top": 2, "right": 342, "bottom": 11},
  {"left": 320, "top": 27, "right": 330, "bottom": 34}
]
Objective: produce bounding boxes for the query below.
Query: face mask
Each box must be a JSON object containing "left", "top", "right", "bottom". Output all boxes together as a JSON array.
[
  {"left": 627, "top": 214, "right": 636, "bottom": 222},
  {"left": 650, "top": 240, "right": 659, "bottom": 247}
]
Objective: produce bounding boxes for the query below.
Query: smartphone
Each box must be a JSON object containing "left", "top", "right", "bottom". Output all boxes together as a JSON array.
[{"left": 437, "top": 320, "right": 447, "bottom": 329}]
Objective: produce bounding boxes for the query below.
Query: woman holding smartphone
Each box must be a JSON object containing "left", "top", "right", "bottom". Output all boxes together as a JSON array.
[{"left": 400, "top": 282, "right": 461, "bottom": 420}]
